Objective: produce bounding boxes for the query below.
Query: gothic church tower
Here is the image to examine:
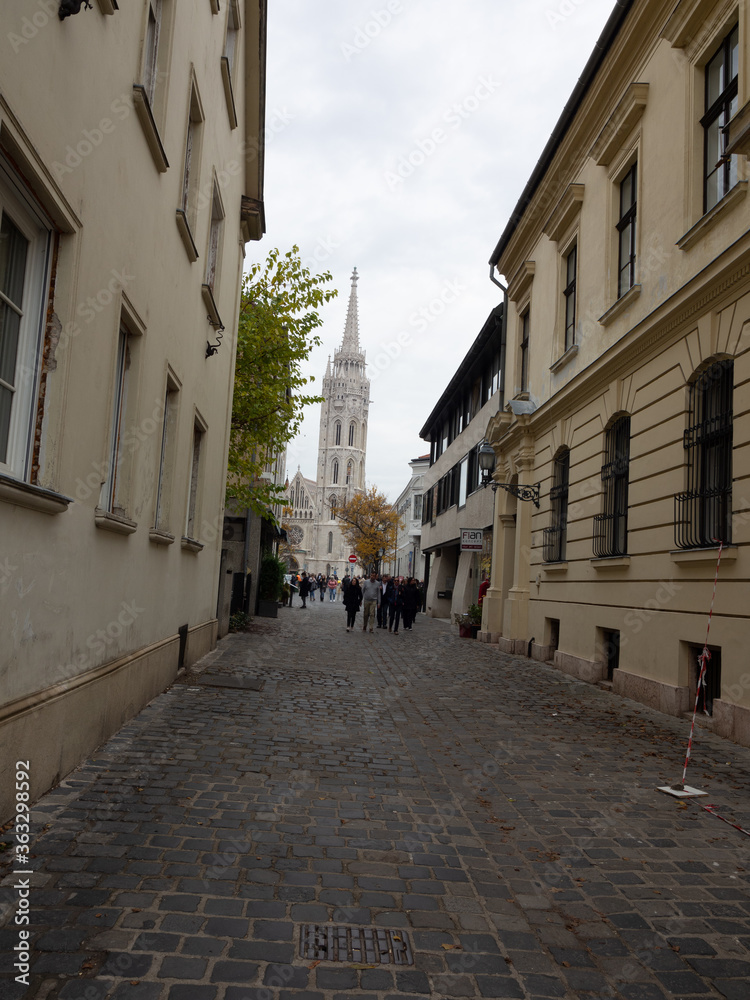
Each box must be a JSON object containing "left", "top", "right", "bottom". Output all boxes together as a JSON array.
[
  {"left": 283, "top": 269, "right": 370, "bottom": 578},
  {"left": 312, "top": 269, "right": 369, "bottom": 575}
]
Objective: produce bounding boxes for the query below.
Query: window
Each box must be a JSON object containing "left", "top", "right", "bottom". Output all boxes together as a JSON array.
[
  {"left": 703, "top": 25, "right": 739, "bottom": 213},
  {"left": 178, "top": 82, "right": 204, "bottom": 250},
  {"left": 329, "top": 494, "right": 337, "bottom": 519},
  {"left": 332, "top": 459, "right": 338, "bottom": 484},
  {"left": 144, "top": 0, "right": 162, "bottom": 106},
  {"left": 563, "top": 246, "right": 577, "bottom": 351},
  {"left": 153, "top": 375, "right": 179, "bottom": 533},
  {"left": 544, "top": 449, "right": 569, "bottom": 563},
  {"left": 519, "top": 311, "right": 530, "bottom": 392},
  {"left": 617, "top": 164, "right": 637, "bottom": 298},
  {"left": 467, "top": 445, "right": 479, "bottom": 496},
  {"left": 185, "top": 419, "right": 205, "bottom": 541},
  {"left": 413, "top": 494, "right": 422, "bottom": 520},
  {"left": 675, "top": 360, "right": 733, "bottom": 548},
  {"left": 348, "top": 421, "right": 355, "bottom": 446},
  {"left": 594, "top": 416, "right": 630, "bottom": 557},
  {"left": 328, "top": 531, "right": 333, "bottom": 554},
  {"left": 0, "top": 171, "right": 52, "bottom": 481},
  {"left": 205, "top": 184, "right": 224, "bottom": 292},
  {"left": 335, "top": 421, "right": 341, "bottom": 446},
  {"left": 441, "top": 421, "right": 449, "bottom": 455},
  {"left": 346, "top": 460, "right": 353, "bottom": 485},
  {"left": 101, "top": 325, "right": 132, "bottom": 514},
  {"left": 458, "top": 456, "right": 468, "bottom": 508},
  {"left": 221, "top": 0, "right": 241, "bottom": 128},
  {"left": 490, "top": 350, "right": 502, "bottom": 397}
]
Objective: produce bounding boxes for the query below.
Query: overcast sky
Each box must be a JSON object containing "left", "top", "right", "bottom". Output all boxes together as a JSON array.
[{"left": 259, "top": 0, "right": 618, "bottom": 501}]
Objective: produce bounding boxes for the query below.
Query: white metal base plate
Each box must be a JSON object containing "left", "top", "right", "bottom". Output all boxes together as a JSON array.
[{"left": 657, "top": 784, "right": 708, "bottom": 798}]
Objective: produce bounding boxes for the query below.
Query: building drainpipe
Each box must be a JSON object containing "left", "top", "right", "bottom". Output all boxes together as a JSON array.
[{"left": 489, "top": 264, "right": 507, "bottom": 412}]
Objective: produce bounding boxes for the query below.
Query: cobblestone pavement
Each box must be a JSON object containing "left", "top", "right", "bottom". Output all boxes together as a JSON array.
[{"left": 2, "top": 602, "right": 750, "bottom": 1000}]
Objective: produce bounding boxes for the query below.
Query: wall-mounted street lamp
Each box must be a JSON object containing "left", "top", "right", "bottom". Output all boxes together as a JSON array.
[
  {"left": 478, "top": 441, "right": 540, "bottom": 508},
  {"left": 59, "top": 0, "right": 92, "bottom": 19}
]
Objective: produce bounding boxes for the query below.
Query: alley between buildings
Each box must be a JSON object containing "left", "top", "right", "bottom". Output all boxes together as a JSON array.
[{"left": 2, "top": 604, "right": 749, "bottom": 1000}]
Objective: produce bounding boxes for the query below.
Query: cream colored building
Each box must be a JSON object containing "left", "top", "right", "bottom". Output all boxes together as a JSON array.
[
  {"left": 483, "top": 0, "right": 750, "bottom": 747},
  {"left": 0, "top": 0, "right": 266, "bottom": 818},
  {"left": 385, "top": 455, "right": 429, "bottom": 583}
]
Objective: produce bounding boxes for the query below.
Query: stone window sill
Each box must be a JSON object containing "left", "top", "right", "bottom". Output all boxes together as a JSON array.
[
  {"left": 0, "top": 475, "right": 72, "bottom": 515},
  {"left": 95, "top": 508, "right": 137, "bottom": 535},
  {"left": 150, "top": 528, "right": 176, "bottom": 546},
  {"left": 591, "top": 555, "right": 631, "bottom": 569},
  {"left": 599, "top": 284, "right": 641, "bottom": 327},
  {"left": 677, "top": 182, "right": 748, "bottom": 252},
  {"left": 181, "top": 536, "right": 204, "bottom": 553},
  {"left": 550, "top": 344, "right": 579, "bottom": 374},
  {"left": 543, "top": 562, "right": 568, "bottom": 573},
  {"left": 220, "top": 56, "right": 238, "bottom": 130},
  {"left": 670, "top": 545, "right": 737, "bottom": 565},
  {"left": 176, "top": 210, "right": 199, "bottom": 262},
  {"left": 132, "top": 85, "right": 169, "bottom": 173}
]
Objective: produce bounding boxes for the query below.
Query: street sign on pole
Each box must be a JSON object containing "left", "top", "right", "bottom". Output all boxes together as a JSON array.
[{"left": 348, "top": 554, "right": 357, "bottom": 563}]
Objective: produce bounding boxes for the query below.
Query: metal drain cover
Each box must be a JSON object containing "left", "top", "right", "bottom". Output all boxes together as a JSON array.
[
  {"left": 299, "top": 924, "right": 413, "bottom": 965},
  {"left": 198, "top": 673, "right": 264, "bottom": 691}
]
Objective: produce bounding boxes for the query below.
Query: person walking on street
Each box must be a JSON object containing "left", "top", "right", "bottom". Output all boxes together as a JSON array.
[
  {"left": 390, "top": 578, "right": 405, "bottom": 633},
  {"left": 402, "top": 577, "right": 419, "bottom": 631},
  {"left": 327, "top": 576, "right": 337, "bottom": 602},
  {"left": 377, "top": 574, "right": 390, "bottom": 628},
  {"left": 361, "top": 571, "right": 381, "bottom": 633},
  {"left": 343, "top": 576, "right": 362, "bottom": 631},
  {"left": 298, "top": 572, "right": 310, "bottom": 608},
  {"left": 317, "top": 574, "right": 326, "bottom": 602}
]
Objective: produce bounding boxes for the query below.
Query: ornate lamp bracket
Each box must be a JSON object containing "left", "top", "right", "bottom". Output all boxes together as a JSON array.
[{"left": 491, "top": 481, "right": 541, "bottom": 508}]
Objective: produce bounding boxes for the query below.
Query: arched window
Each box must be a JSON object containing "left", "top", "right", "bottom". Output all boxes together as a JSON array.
[
  {"left": 346, "top": 460, "right": 353, "bottom": 485},
  {"left": 328, "top": 532, "right": 333, "bottom": 553},
  {"left": 594, "top": 416, "right": 630, "bottom": 557},
  {"left": 349, "top": 421, "right": 356, "bottom": 446},
  {"left": 332, "top": 459, "right": 338, "bottom": 484},
  {"left": 676, "top": 359, "right": 733, "bottom": 548},
  {"left": 543, "top": 448, "right": 569, "bottom": 563},
  {"left": 335, "top": 422, "right": 341, "bottom": 446},
  {"left": 329, "top": 494, "right": 338, "bottom": 520}
]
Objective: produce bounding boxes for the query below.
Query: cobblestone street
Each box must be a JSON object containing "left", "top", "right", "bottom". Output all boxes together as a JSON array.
[{"left": 2, "top": 602, "right": 749, "bottom": 1000}]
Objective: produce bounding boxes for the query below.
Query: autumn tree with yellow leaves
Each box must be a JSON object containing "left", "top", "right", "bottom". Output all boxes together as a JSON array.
[{"left": 336, "top": 486, "right": 402, "bottom": 572}]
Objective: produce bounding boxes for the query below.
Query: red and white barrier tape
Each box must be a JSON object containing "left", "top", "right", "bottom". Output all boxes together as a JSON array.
[{"left": 679, "top": 541, "right": 723, "bottom": 788}]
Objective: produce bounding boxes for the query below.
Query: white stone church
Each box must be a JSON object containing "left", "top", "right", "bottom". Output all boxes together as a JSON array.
[{"left": 284, "top": 270, "right": 369, "bottom": 578}]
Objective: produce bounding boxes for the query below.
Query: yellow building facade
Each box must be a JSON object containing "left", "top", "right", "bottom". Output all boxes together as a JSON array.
[
  {"left": 0, "top": 0, "right": 266, "bottom": 818},
  {"left": 483, "top": 0, "right": 750, "bottom": 747}
]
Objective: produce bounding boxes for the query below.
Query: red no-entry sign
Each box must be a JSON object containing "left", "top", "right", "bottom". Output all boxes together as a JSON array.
[{"left": 348, "top": 554, "right": 357, "bottom": 563}]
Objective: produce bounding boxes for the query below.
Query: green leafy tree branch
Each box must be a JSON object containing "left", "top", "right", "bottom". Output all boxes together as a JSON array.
[{"left": 227, "top": 247, "right": 337, "bottom": 519}]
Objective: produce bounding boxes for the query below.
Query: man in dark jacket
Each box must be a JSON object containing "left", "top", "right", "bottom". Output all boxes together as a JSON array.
[{"left": 299, "top": 572, "right": 310, "bottom": 608}]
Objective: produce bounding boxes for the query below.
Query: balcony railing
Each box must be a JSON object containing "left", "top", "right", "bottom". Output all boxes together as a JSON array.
[
  {"left": 674, "top": 487, "right": 732, "bottom": 549},
  {"left": 593, "top": 512, "right": 627, "bottom": 558},
  {"left": 542, "top": 526, "right": 565, "bottom": 563}
]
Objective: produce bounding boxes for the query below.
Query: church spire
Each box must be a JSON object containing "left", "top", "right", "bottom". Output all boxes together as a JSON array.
[{"left": 340, "top": 268, "right": 361, "bottom": 355}]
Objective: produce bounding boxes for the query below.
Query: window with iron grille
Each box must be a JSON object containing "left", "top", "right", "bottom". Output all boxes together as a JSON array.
[
  {"left": 563, "top": 246, "right": 576, "bottom": 351},
  {"left": 593, "top": 416, "right": 630, "bottom": 557},
  {"left": 617, "top": 164, "right": 637, "bottom": 298},
  {"left": 675, "top": 359, "right": 733, "bottom": 548},
  {"left": 703, "top": 25, "right": 738, "bottom": 213},
  {"left": 543, "top": 449, "right": 569, "bottom": 563}
]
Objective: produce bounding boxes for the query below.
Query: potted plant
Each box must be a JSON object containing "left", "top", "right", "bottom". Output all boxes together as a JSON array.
[
  {"left": 257, "top": 553, "right": 285, "bottom": 618},
  {"left": 453, "top": 604, "right": 483, "bottom": 638}
]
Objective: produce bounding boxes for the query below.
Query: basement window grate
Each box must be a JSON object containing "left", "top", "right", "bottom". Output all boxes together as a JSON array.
[{"left": 299, "top": 924, "right": 413, "bottom": 965}]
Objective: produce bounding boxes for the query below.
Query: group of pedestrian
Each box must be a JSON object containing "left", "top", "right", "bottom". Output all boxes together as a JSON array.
[
  {"left": 289, "top": 572, "right": 342, "bottom": 608},
  {"left": 285, "top": 570, "right": 423, "bottom": 633},
  {"left": 343, "top": 571, "right": 423, "bottom": 634}
]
